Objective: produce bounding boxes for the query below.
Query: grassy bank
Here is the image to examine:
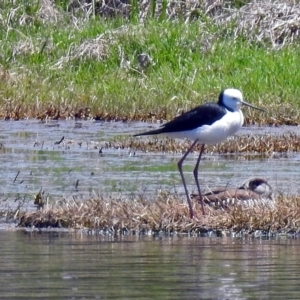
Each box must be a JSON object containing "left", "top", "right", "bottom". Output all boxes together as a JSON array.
[
  {"left": 0, "top": 0, "right": 300, "bottom": 123},
  {"left": 15, "top": 193, "right": 300, "bottom": 235}
]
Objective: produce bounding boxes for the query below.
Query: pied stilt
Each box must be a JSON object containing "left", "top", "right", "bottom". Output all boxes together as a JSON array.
[{"left": 134, "top": 88, "right": 265, "bottom": 218}]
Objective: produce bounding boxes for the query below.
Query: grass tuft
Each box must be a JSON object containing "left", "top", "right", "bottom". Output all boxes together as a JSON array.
[
  {"left": 116, "top": 132, "right": 300, "bottom": 154},
  {"left": 16, "top": 192, "right": 300, "bottom": 235}
]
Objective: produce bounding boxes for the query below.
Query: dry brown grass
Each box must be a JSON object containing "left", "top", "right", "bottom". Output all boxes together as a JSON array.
[
  {"left": 38, "top": 0, "right": 64, "bottom": 23},
  {"left": 53, "top": 34, "right": 113, "bottom": 68},
  {"left": 68, "top": 0, "right": 300, "bottom": 48},
  {"left": 16, "top": 193, "right": 300, "bottom": 235},
  {"left": 121, "top": 132, "right": 300, "bottom": 155},
  {"left": 219, "top": 0, "right": 300, "bottom": 48}
]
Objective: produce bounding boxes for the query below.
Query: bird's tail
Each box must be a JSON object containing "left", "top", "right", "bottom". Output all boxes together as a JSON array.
[{"left": 133, "top": 128, "right": 163, "bottom": 137}]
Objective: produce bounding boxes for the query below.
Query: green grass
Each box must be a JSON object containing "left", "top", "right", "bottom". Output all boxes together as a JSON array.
[{"left": 0, "top": 1, "right": 300, "bottom": 123}]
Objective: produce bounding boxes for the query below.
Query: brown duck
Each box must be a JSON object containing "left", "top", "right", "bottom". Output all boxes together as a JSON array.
[{"left": 191, "top": 177, "right": 274, "bottom": 208}]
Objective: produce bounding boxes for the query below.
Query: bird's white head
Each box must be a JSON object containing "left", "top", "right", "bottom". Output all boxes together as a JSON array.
[{"left": 219, "top": 88, "right": 265, "bottom": 113}]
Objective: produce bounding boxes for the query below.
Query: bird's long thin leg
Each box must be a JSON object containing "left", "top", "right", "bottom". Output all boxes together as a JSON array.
[
  {"left": 193, "top": 144, "right": 205, "bottom": 215},
  {"left": 177, "top": 140, "right": 198, "bottom": 219}
]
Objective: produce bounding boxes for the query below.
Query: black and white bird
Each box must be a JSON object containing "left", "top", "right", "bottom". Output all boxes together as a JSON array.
[{"left": 134, "top": 88, "right": 265, "bottom": 218}]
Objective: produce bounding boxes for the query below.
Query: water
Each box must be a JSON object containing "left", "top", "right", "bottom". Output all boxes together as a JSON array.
[
  {"left": 1, "top": 121, "right": 300, "bottom": 299},
  {"left": 1, "top": 120, "right": 300, "bottom": 213},
  {"left": 0, "top": 231, "right": 299, "bottom": 299}
]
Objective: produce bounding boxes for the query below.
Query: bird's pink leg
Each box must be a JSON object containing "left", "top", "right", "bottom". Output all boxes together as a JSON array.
[
  {"left": 177, "top": 140, "right": 198, "bottom": 219},
  {"left": 193, "top": 144, "right": 206, "bottom": 215}
]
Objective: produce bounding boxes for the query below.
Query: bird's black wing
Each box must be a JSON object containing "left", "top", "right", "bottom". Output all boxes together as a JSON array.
[{"left": 134, "top": 103, "right": 227, "bottom": 136}]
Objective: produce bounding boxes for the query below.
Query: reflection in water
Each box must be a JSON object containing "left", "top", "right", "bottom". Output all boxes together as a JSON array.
[{"left": 0, "top": 231, "right": 299, "bottom": 299}]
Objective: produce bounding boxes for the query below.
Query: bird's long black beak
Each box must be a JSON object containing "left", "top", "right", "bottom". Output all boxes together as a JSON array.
[{"left": 242, "top": 100, "right": 266, "bottom": 113}]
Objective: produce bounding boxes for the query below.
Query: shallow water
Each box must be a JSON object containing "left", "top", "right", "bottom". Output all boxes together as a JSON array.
[
  {"left": 1, "top": 122, "right": 300, "bottom": 299},
  {"left": 0, "top": 231, "right": 299, "bottom": 299},
  {"left": 1, "top": 120, "right": 300, "bottom": 213}
]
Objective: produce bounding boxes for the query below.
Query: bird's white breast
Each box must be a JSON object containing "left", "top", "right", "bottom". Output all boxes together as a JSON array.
[{"left": 166, "top": 109, "right": 244, "bottom": 145}]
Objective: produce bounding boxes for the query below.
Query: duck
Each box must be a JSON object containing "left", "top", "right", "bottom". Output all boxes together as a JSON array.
[{"left": 191, "top": 177, "right": 274, "bottom": 209}]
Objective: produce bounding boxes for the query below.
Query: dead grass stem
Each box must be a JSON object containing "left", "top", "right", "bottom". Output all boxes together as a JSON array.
[
  {"left": 17, "top": 193, "right": 300, "bottom": 236},
  {"left": 122, "top": 132, "right": 300, "bottom": 155}
]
